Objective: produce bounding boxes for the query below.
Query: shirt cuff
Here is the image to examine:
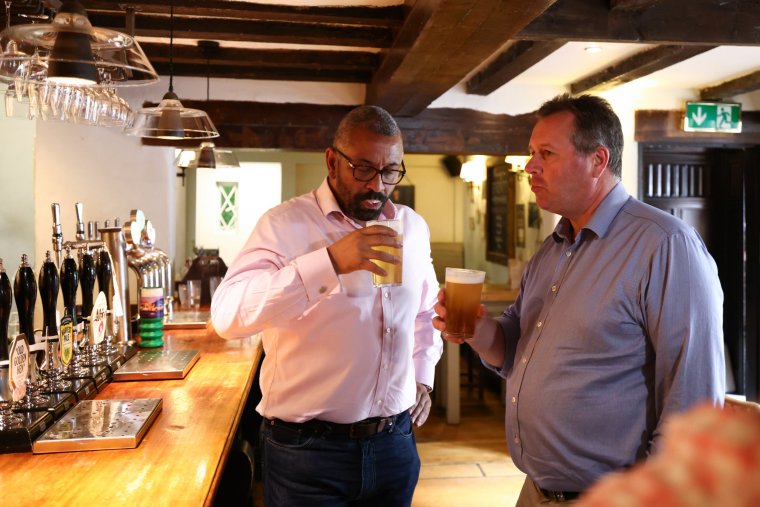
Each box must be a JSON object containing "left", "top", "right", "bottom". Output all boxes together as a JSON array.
[{"left": 293, "top": 247, "right": 340, "bottom": 302}]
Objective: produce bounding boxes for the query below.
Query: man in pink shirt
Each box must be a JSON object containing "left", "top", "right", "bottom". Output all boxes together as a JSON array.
[{"left": 211, "top": 105, "right": 443, "bottom": 506}]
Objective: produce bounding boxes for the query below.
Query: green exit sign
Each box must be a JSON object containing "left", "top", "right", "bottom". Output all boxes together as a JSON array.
[{"left": 683, "top": 101, "right": 742, "bottom": 133}]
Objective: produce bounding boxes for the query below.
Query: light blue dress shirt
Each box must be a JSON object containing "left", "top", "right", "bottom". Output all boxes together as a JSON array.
[{"left": 493, "top": 182, "right": 725, "bottom": 491}]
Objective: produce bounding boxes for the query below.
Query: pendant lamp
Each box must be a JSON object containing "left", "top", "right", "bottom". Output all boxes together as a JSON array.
[
  {"left": 174, "top": 41, "right": 238, "bottom": 168},
  {"left": 0, "top": 0, "right": 158, "bottom": 86},
  {"left": 125, "top": 1, "right": 218, "bottom": 141}
]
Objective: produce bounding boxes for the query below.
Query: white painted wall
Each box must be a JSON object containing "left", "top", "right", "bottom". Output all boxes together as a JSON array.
[{"left": 0, "top": 111, "right": 36, "bottom": 270}]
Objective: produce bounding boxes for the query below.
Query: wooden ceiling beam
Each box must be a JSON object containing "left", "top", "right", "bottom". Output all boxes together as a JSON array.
[
  {"left": 466, "top": 40, "right": 566, "bottom": 96},
  {"left": 519, "top": 0, "right": 760, "bottom": 45},
  {"left": 367, "top": 0, "right": 560, "bottom": 117},
  {"left": 700, "top": 71, "right": 760, "bottom": 100},
  {"left": 171, "top": 100, "right": 535, "bottom": 154},
  {"left": 609, "top": 0, "right": 664, "bottom": 12},
  {"left": 87, "top": 12, "right": 394, "bottom": 47},
  {"left": 570, "top": 45, "right": 713, "bottom": 94},
  {"left": 142, "top": 43, "right": 378, "bottom": 71},
  {"left": 81, "top": 1, "right": 404, "bottom": 28},
  {"left": 154, "top": 63, "right": 372, "bottom": 83}
]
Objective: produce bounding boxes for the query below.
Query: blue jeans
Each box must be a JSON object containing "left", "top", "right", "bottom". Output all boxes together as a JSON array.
[{"left": 261, "top": 411, "right": 421, "bottom": 506}]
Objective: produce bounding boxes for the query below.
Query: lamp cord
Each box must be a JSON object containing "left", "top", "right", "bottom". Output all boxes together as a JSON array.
[{"left": 169, "top": 0, "right": 174, "bottom": 93}]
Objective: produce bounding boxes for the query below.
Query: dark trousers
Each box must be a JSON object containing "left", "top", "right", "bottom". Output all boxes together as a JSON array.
[{"left": 261, "top": 411, "right": 420, "bottom": 506}]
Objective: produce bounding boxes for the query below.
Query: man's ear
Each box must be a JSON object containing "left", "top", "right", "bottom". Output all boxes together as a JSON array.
[
  {"left": 591, "top": 145, "right": 610, "bottom": 177},
  {"left": 326, "top": 147, "right": 338, "bottom": 180}
]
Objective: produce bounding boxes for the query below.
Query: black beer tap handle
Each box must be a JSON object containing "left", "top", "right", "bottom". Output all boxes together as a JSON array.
[
  {"left": 0, "top": 259, "right": 11, "bottom": 360},
  {"left": 80, "top": 251, "right": 97, "bottom": 320},
  {"left": 97, "top": 249, "right": 113, "bottom": 309},
  {"left": 39, "top": 251, "right": 60, "bottom": 337},
  {"left": 14, "top": 254, "right": 37, "bottom": 345},
  {"left": 60, "top": 250, "right": 79, "bottom": 326}
]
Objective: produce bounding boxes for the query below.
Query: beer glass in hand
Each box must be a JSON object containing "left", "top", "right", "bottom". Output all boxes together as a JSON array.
[
  {"left": 367, "top": 219, "right": 403, "bottom": 287},
  {"left": 444, "top": 268, "right": 485, "bottom": 339}
]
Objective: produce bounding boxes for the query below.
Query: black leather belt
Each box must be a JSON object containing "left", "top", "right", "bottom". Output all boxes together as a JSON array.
[
  {"left": 539, "top": 489, "right": 581, "bottom": 502},
  {"left": 266, "top": 413, "right": 400, "bottom": 439}
]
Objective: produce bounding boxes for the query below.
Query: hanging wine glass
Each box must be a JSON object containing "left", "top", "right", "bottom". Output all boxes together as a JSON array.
[{"left": 0, "top": 0, "right": 29, "bottom": 80}]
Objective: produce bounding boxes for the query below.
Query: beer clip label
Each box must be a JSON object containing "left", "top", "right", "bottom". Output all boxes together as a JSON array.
[
  {"left": 60, "top": 315, "right": 73, "bottom": 366},
  {"left": 9, "top": 335, "right": 30, "bottom": 402},
  {"left": 92, "top": 292, "right": 108, "bottom": 345}
]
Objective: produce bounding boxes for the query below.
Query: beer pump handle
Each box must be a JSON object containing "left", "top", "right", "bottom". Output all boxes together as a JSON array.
[
  {"left": 60, "top": 248, "right": 79, "bottom": 326},
  {"left": 0, "top": 259, "right": 11, "bottom": 360},
  {"left": 14, "top": 254, "right": 37, "bottom": 344},
  {"left": 51, "top": 202, "right": 63, "bottom": 268},
  {"left": 79, "top": 251, "right": 97, "bottom": 320},
  {"left": 97, "top": 249, "right": 112, "bottom": 310},
  {"left": 75, "top": 202, "right": 86, "bottom": 241},
  {"left": 39, "top": 251, "right": 60, "bottom": 337}
]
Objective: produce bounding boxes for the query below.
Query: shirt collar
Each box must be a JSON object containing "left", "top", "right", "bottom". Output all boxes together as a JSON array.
[
  {"left": 314, "top": 178, "right": 398, "bottom": 225},
  {"left": 552, "top": 181, "right": 629, "bottom": 242}
]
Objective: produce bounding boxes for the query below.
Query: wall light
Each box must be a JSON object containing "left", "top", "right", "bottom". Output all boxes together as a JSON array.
[
  {"left": 460, "top": 155, "right": 488, "bottom": 184},
  {"left": 504, "top": 155, "right": 530, "bottom": 172}
]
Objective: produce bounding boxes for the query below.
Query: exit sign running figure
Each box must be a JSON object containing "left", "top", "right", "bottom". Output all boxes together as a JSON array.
[{"left": 683, "top": 101, "right": 742, "bottom": 133}]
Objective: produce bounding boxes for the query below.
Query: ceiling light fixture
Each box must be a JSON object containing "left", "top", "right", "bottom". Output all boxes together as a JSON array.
[
  {"left": 125, "top": 0, "right": 218, "bottom": 141},
  {"left": 0, "top": 0, "right": 158, "bottom": 86},
  {"left": 174, "top": 40, "right": 239, "bottom": 172},
  {"left": 584, "top": 45, "right": 603, "bottom": 54}
]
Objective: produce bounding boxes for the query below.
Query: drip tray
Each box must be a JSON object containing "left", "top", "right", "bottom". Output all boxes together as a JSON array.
[
  {"left": 32, "top": 398, "right": 162, "bottom": 454},
  {"left": 112, "top": 349, "right": 200, "bottom": 381}
]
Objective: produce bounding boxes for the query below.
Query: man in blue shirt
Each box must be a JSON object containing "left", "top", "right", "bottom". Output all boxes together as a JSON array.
[{"left": 433, "top": 94, "right": 725, "bottom": 506}]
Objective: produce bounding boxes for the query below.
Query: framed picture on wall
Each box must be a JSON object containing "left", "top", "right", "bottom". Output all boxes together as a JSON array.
[
  {"left": 515, "top": 203, "right": 526, "bottom": 248},
  {"left": 392, "top": 185, "right": 415, "bottom": 209}
]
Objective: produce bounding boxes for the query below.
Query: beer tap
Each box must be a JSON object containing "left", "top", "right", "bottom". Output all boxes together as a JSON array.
[
  {"left": 79, "top": 246, "right": 103, "bottom": 366},
  {"left": 51, "top": 203, "right": 64, "bottom": 269},
  {"left": 14, "top": 254, "right": 36, "bottom": 345},
  {"left": 97, "top": 239, "right": 117, "bottom": 354},
  {"left": 39, "top": 251, "right": 70, "bottom": 390},
  {"left": 60, "top": 246, "right": 86, "bottom": 375},
  {"left": 0, "top": 259, "right": 11, "bottom": 361},
  {"left": 39, "top": 251, "right": 59, "bottom": 338}
]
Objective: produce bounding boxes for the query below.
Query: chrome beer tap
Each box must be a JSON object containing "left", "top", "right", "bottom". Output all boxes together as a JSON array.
[{"left": 39, "top": 250, "right": 71, "bottom": 390}]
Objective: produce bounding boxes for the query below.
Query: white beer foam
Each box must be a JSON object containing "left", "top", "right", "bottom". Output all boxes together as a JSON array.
[
  {"left": 445, "top": 268, "right": 485, "bottom": 284},
  {"left": 366, "top": 219, "right": 403, "bottom": 234}
]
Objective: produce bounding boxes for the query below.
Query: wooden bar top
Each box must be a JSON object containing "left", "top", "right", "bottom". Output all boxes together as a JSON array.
[{"left": 0, "top": 328, "right": 262, "bottom": 507}]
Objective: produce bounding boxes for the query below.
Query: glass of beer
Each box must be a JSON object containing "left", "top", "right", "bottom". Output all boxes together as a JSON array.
[
  {"left": 444, "top": 268, "right": 486, "bottom": 339},
  {"left": 367, "top": 219, "right": 403, "bottom": 287}
]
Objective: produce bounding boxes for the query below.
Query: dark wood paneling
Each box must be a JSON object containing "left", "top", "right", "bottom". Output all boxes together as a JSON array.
[{"left": 635, "top": 110, "right": 760, "bottom": 145}]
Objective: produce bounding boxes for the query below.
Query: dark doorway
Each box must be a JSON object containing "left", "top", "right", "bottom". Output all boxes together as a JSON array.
[{"left": 640, "top": 145, "right": 760, "bottom": 400}]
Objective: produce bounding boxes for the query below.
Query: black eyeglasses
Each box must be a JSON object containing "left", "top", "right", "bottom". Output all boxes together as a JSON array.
[{"left": 331, "top": 146, "right": 406, "bottom": 185}]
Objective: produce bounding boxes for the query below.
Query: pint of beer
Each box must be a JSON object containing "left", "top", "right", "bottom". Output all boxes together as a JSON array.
[
  {"left": 367, "top": 219, "right": 403, "bottom": 287},
  {"left": 444, "top": 268, "right": 486, "bottom": 339}
]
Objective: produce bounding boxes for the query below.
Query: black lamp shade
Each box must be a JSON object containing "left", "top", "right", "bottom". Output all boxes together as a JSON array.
[
  {"left": 48, "top": 30, "right": 98, "bottom": 84},
  {"left": 197, "top": 144, "right": 217, "bottom": 168}
]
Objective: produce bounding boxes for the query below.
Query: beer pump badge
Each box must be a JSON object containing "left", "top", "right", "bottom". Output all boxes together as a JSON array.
[
  {"left": 9, "top": 335, "right": 30, "bottom": 401},
  {"left": 92, "top": 292, "right": 108, "bottom": 345},
  {"left": 60, "top": 314, "right": 73, "bottom": 366}
]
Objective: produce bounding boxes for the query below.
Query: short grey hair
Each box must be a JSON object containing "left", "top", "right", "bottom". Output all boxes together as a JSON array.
[
  {"left": 536, "top": 94, "right": 624, "bottom": 178},
  {"left": 333, "top": 105, "right": 401, "bottom": 147}
]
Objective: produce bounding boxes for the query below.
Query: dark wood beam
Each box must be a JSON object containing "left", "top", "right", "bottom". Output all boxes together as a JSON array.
[
  {"left": 609, "top": 0, "right": 664, "bottom": 12},
  {"left": 142, "top": 43, "right": 378, "bottom": 70},
  {"left": 87, "top": 12, "right": 394, "bottom": 48},
  {"left": 635, "top": 110, "right": 760, "bottom": 145},
  {"left": 165, "top": 100, "right": 536, "bottom": 154},
  {"left": 570, "top": 45, "right": 713, "bottom": 94},
  {"left": 467, "top": 40, "right": 566, "bottom": 96},
  {"left": 142, "top": 42, "right": 377, "bottom": 82},
  {"left": 519, "top": 0, "right": 760, "bottom": 45},
  {"left": 700, "top": 71, "right": 760, "bottom": 100},
  {"left": 81, "top": 1, "right": 404, "bottom": 28},
  {"left": 367, "top": 0, "right": 559, "bottom": 117}
]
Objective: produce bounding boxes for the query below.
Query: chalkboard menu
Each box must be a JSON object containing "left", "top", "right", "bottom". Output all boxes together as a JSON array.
[{"left": 486, "top": 164, "right": 515, "bottom": 263}]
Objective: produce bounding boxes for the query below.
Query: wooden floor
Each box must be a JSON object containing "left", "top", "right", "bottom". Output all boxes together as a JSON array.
[
  {"left": 413, "top": 384, "right": 524, "bottom": 506},
  {"left": 251, "top": 371, "right": 523, "bottom": 506}
]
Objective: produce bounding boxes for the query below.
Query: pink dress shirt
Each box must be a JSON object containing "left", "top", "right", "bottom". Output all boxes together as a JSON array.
[{"left": 210, "top": 179, "right": 443, "bottom": 423}]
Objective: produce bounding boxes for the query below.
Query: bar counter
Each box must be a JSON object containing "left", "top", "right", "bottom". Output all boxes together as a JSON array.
[{"left": 0, "top": 327, "right": 262, "bottom": 506}]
